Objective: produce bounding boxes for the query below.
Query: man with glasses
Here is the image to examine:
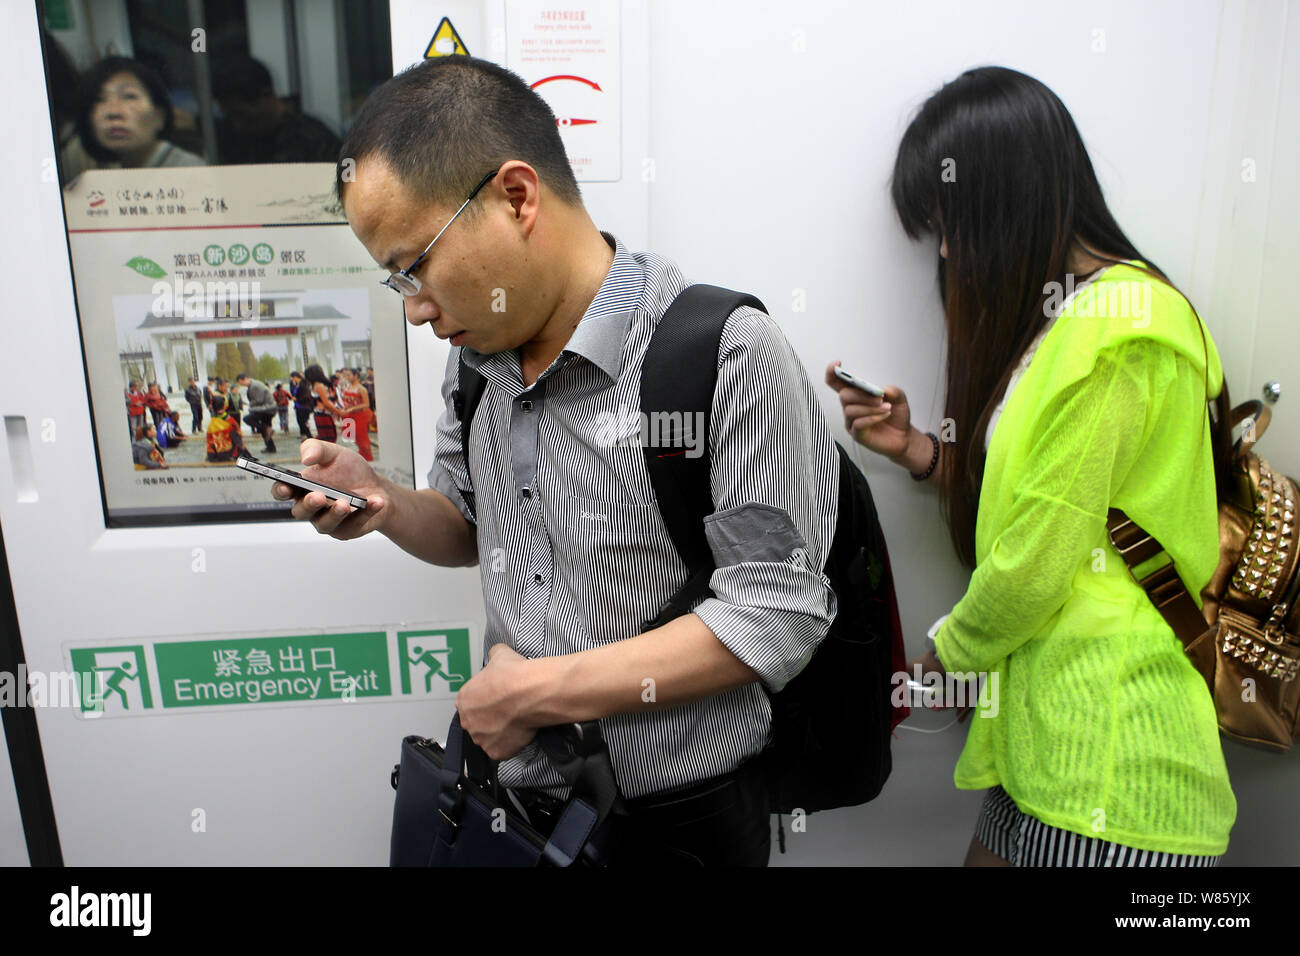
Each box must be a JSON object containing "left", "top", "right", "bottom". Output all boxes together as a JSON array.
[{"left": 272, "top": 55, "right": 839, "bottom": 867}]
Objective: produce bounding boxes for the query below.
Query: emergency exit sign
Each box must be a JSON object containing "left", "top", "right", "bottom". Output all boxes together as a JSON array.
[
  {"left": 66, "top": 624, "right": 473, "bottom": 718},
  {"left": 156, "top": 633, "right": 390, "bottom": 707}
]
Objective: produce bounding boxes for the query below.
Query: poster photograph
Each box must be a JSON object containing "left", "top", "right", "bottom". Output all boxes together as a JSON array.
[{"left": 61, "top": 163, "right": 414, "bottom": 526}]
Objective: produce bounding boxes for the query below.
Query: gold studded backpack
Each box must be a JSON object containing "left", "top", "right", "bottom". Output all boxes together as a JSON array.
[{"left": 1107, "top": 394, "right": 1298, "bottom": 753}]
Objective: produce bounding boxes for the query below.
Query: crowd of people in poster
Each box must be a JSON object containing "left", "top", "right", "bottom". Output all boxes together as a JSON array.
[{"left": 126, "top": 367, "right": 377, "bottom": 470}]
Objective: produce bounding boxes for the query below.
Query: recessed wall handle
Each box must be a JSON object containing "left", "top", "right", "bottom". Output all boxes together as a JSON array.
[{"left": 4, "top": 416, "right": 38, "bottom": 502}]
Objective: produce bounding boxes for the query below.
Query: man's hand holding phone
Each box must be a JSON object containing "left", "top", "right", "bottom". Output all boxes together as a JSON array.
[{"left": 272, "top": 439, "right": 390, "bottom": 539}]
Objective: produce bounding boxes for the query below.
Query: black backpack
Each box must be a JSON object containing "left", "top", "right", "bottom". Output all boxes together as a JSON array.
[{"left": 451, "top": 284, "right": 906, "bottom": 820}]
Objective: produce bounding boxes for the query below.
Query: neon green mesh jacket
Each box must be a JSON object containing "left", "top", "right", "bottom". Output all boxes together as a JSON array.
[{"left": 933, "top": 261, "right": 1237, "bottom": 856}]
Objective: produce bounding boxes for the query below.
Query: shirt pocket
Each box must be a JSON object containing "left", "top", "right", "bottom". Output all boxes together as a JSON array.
[{"left": 560, "top": 494, "right": 673, "bottom": 637}]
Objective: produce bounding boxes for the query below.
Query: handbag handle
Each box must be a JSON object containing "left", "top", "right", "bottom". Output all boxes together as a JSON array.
[
  {"left": 1229, "top": 399, "right": 1270, "bottom": 459},
  {"left": 537, "top": 720, "right": 626, "bottom": 827},
  {"left": 441, "top": 713, "right": 625, "bottom": 828}
]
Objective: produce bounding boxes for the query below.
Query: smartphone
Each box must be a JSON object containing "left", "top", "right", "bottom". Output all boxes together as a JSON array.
[
  {"left": 905, "top": 678, "right": 945, "bottom": 708},
  {"left": 235, "top": 453, "right": 367, "bottom": 511},
  {"left": 833, "top": 365, "right": 887, "bottom": 397}
]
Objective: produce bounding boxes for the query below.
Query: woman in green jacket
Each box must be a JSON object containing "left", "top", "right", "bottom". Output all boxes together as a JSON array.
[{"left": 828, "top": 66, "right": 1236, "bottom": 866}]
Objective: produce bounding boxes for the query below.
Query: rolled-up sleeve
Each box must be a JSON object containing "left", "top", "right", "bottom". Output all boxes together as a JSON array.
[
  {"left": 690, "top": 307, "right": 839, "bottom": 692},
  {"left": 933, "top": 340, "right": 1162, "bottom": 674},
  {"left": 429, "top": 348, "right": 477, "bottom": 527}
]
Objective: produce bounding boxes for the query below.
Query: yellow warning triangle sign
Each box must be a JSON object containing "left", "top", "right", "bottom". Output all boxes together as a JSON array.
[{"left": 424, "top": 17, "right": 469, "bottom": 58}]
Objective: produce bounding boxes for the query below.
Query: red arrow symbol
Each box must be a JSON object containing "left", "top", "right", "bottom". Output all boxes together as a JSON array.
[
  {"left": 531, "top": 74, "right": 603, "bottom": 91},
  {"left": 556, "top": 118, "right": 598, "bottom": 127}
]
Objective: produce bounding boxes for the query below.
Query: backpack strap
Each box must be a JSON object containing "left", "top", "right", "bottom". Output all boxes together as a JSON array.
[
  {"left": 450, "top": 353, "right": 488, "bottom": 521},
  {"left": 638, "top": 284, "right": 767, "bottom": 632},
  {"left": 1109, "top": 396, "right": 1271, "bottom": 647},
  {"left": 1106, "top": 508, "right": 1211, "bottom": 646}
]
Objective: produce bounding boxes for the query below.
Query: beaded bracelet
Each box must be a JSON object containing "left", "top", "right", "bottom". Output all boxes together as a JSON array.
[{"left": 910, "top": 431, "right": 940, "bottom": 481}]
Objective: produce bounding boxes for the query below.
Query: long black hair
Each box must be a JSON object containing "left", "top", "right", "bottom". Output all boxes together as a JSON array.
[
  {"left": 890, "top": 66, "right": 1228, "bottom": 567},
  {"left": 303, "top": 364, "right": 331, "bottom": 387}
]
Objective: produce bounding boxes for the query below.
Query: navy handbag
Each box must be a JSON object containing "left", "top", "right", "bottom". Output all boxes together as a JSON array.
[{"left": 389, "top": 712, "right": 625, "bottom": 866}]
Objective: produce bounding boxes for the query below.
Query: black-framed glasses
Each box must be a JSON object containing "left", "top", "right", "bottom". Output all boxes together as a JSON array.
[{"left": 380, "top": 168, "right": 498, "bottom": 296}]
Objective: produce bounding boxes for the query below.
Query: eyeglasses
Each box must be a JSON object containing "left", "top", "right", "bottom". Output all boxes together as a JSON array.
[{"left": 380, "top": 168, "right": 498, "bottom": 296}]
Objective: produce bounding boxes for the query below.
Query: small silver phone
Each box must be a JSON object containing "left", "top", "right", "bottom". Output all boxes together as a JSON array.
[
  {"left": 833, "top": 365, "right": 887, "bottom": 397},
  {"left": 235, "top": 454, "right": 367, "bottom": 511}
]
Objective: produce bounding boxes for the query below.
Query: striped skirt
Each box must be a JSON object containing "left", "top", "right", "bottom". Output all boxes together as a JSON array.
[
  {"left": 975, "top": 785, "right": 1221, "bottom": 867},
  {"left": 313, "top": 411, "right": 337, "bottom": 443}
]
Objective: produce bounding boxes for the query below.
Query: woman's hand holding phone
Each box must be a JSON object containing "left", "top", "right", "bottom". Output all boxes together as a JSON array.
[
  {"left": 904, "top": 648, "right": 974, "bottom": 723},
  {"left": 825, "top": 361, "right": 914, "bottom": 462},
  {"left": 271, "top": 439, "right": 390, "bottom": 539}
]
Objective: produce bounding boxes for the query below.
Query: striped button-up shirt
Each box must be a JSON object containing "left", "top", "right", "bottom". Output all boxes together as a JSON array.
[{"left": 430, "top": 233, "right": 839, "bottom": 798}]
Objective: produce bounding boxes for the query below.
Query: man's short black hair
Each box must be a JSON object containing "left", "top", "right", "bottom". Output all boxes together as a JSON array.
[{"left": 335, "top": 56, "right": 581, "bottom": 210}]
